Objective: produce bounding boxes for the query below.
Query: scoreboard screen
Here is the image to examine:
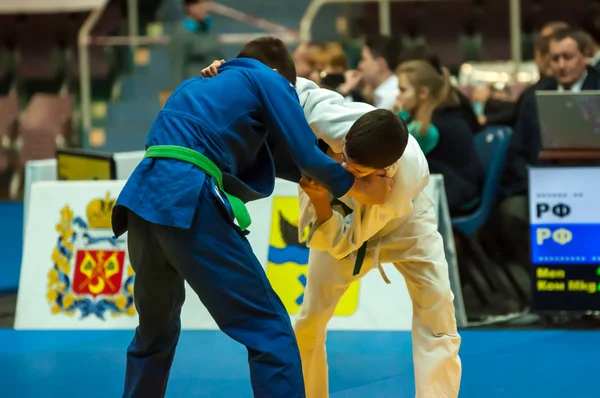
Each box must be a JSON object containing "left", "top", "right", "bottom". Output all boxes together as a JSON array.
[{"left": 529, "top": 167, "right": 600, "bottom": 312}]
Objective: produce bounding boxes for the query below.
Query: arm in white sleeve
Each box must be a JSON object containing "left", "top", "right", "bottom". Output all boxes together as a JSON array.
[
  {"left": 302, "top": 153, "right": 429, "bottom": 259},
  {"left": 306, "top": 201, "right": 397, "bottom": 260},
  {"left": 296, "top": 77, "right": 375, "bottom": 153}
]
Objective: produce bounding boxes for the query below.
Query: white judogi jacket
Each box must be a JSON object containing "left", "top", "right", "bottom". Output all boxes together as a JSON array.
[{"left": 295, "top": 77, "right": 434, "bottom": 282}]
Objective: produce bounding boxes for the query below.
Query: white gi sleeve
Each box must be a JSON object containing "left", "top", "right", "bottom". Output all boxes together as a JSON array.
[
  {"left": 299, "top": 148, "right": 431, "bottom": 260},
  {"left": 306, "top": 201, "right": 396, "bottom": 260},
  {"left": 296, "top": 77, "right": 375, "bottom": 153}
]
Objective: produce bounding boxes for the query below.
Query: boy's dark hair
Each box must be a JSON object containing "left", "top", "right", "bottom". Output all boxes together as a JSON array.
[
  {"left": 345, "top": 109, "right": 409, "bottom": 169},
  {"left": 364, "top": 34, "right": 403, "bottom": 71},
  {"left": 237, "top": 36, "right": 297, "bottom": 86}
]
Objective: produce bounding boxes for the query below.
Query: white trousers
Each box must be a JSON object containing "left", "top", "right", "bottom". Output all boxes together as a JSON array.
[{"left": 293, "top": 207, "right": 462, "bottom": 398}]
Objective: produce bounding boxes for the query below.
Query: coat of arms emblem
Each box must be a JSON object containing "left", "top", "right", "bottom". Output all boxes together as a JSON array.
[{"left": 46, "top": 192, "right": 136, "bottom": 319}]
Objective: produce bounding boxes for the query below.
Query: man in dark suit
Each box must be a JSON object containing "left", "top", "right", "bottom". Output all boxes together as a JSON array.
[
  {"left": 504, "top": 28, "right": 600, "bottom": 194},
  {"left": 499, "top": 28, "right": 600, "bottom": 265}
]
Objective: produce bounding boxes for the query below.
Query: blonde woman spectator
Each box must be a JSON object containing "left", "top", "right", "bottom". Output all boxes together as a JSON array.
[{"left": 396, "top": 60, "right": 484, "bottom": 216}]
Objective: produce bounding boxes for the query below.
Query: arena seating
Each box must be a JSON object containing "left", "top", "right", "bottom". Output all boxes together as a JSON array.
[
  {"left": 67, "top": 2, "right": 123, "bottom": 86},
  {"left": 356, "top": 0, "right": 590, "bottom": 69},
  {"left": 0, "top": 0, "right": 130, "bottom": 199},
  {"left": 17, "top": 94, "right": 74, "bottom": 165},
  {"left": 0, "top": 2, "right": 125, "bottom": 99}
]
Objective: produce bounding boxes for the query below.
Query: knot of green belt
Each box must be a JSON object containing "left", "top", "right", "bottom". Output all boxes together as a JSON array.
[
  {"left": 144, "top": 145, "right": 252, "bottom": 231},
  {"left": 144, "top": 146, "right": 367, "bottom": 275}
]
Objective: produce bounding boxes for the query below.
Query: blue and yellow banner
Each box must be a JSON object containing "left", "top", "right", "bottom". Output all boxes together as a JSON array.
[{"left": 266, "top": 197, "right": 360, "bottom": 315}]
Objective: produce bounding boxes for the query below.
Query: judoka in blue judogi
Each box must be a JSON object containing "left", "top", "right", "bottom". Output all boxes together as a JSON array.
[{"left": 111, "top": 37, "right": 392, "bottom": 398}]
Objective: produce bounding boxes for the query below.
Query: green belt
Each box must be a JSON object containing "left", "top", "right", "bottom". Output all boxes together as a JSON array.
[
  {"left": 330, "top": 199, "right": 367, "bottom": 276},
  {"left": 144, "top": 145, "right": 252, "bottom": 231}
]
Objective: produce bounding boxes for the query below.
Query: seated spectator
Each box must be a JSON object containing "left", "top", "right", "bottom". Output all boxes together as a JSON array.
[
  {"left": 398, "top": 45, "right": 483, "bottom": 133},
  {"left": 459, "top": 18, "right": 482, "bottom": 62},
  {"left": 305, "top": 42, "right": 344, "bottom": 86},
  {"left": 293, "top": 41, "right": 326, "bottom": 79},
  {"left": 343, "top": 34, "right": 402, "bottom": 109},
  {"left": 503, "top": 20, "right": 572, "bottom": 188},
  {"left": 503, "top": 21, "right": 570, "bottom": 150},
  {"left": 306, "top": 42, "right": 367, "bottom": 103},
  {"left": 335, "top": 15, "right": 367, "bottom": 70},
  {"left": 473, "top": 82, "right": 518, "bottom": 127},
  {"left": 169, "top": 0, "right": 223, "bottom": 89},
  {"left": 396, "top": 60, "right": 484, "bottom": 216},
  {"left": 534, "top": 22, "right": 570, "bottom": 79},
  {"left": 500, "top": 27, "right": 600, "bottom": 266},
  {"left": 505, "top": 27, "right": 600, "bottom": 195}
]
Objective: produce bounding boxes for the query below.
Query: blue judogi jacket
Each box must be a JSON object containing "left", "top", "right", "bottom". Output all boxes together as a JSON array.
[{"left": 112, "top": 58, "right": 354, "bottom": 237}]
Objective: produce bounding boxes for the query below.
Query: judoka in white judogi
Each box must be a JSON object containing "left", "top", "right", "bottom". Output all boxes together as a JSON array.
[{"left": 294, "top": 77, "right": 462, "bottom": 398}]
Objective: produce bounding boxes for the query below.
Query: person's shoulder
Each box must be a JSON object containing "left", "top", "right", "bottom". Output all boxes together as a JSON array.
[
  {"left": 534, "top": 76, "right": 557, "bottom": 91},
  {"left": 584, "top": 65, "right": 600, "bottom": 87},
  {"left": 433, "top": 106, "right": 473, "bottom": 134}
]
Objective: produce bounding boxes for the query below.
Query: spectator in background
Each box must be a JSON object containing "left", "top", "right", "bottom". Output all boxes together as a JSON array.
[
  {"left": 169, "top": 0, "right": 222, "bottom": 89},
  {"left": 398, "top": 45, "right": 482, "bottom": 133},
  {"left": 305, "top": 42, "right": 343, "bottom": 86},
  {"left": 307, "top": 42, "right": 367, "bottom": 103},
  {"left": 335, "top": 15, "right": 366, "bottom": 70},
  {"left": 497, "top": 21, "right": 570, "bottom": 147},
  {"left": 473, "top": 82, "right": 518, "bottom": 127},
  {"left": 293, "top": 41, "right": 326, "bottom": 79},
  {"left": 349, "top": 34, "right": 402, "bottom": 109},
  {"left": 396, "top": 60, "right": 484, "bottom": 216},
  {"left": 534, "top": 22, "right": 570, "bottom": 78},
  {"left": 503, "top": 21, "right": 572, "bottom": 188},
  {"left": 506, "top": 27, "right": 600, "bottom": 194},
  {"left": 501, "top": 28, "right": 600, "bottom": 265}
]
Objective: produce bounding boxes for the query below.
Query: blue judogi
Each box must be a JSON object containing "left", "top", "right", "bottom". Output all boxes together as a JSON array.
[{"left": 112, "top": 58, "right": 354, "bottom": 398}]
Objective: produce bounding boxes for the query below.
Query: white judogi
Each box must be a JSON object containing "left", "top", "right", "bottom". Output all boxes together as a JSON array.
[{"left": 293, "top": 78, "right": 462, "bottom": 398}]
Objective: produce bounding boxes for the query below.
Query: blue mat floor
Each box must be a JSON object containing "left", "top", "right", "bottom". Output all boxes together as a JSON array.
[{"left": 0, "top": 329, "right": 595, "bottom": 397}]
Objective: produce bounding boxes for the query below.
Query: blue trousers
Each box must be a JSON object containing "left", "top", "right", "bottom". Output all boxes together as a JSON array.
[{"left": 123, "top": 181, "right": 305, "bottom": 397}]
